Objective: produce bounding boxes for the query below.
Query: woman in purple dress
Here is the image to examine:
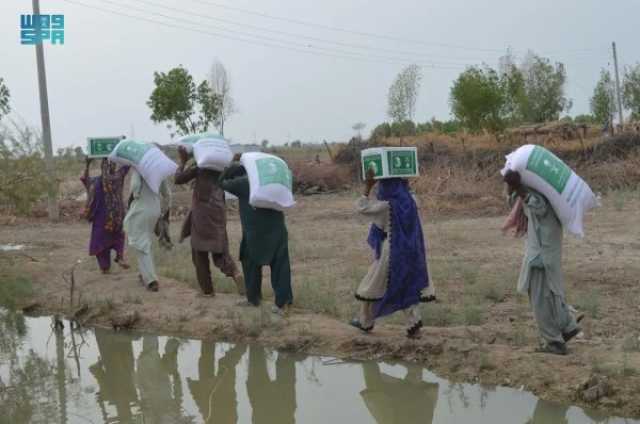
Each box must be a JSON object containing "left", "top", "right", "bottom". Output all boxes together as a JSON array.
[{"left": 81, "top": 158, "right": 130, "bottom": 273}]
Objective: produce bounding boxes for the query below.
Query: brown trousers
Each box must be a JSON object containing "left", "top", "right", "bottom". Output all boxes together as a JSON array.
[{"left": 191, "top": 249, "right": 238, "bottom": 295}]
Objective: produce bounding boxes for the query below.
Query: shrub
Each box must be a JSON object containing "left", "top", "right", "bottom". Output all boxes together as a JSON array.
[{"left": 0, "top": 122, "right": 49, "bottom": 214}]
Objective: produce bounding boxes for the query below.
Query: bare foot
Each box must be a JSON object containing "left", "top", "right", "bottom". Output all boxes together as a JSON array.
[
  {"left": 233, "top": 274, "right": 246, "bottom": 295},
  {"left": 115, "top": 258, "right": 130, "bottom": 269},
  {"left": 101, "top": 269, "right": 111, "bottom": 275}
]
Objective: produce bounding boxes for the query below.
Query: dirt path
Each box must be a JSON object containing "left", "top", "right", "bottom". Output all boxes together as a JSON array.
[{"left": 1, "top": 192, "right": 639, "bottom": 418}]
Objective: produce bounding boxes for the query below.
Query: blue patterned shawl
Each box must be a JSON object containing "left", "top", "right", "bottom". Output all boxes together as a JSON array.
[{"left": 368, "top": 179, "right": 429, "bottom": 318}]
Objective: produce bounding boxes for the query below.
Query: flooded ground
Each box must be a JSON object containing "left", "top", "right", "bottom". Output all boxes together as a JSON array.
[{"left": 0, "top": 310, "right": 636, "bottom": 424}]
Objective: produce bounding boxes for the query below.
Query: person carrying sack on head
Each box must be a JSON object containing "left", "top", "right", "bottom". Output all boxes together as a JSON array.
[
  {"left": 502, "top": 170, "right": 581, "bottom": 355},
  {"left": 218, "top": 153, "right": 293, "bottom": 315},
  {"left": 174, "top": 146, "right": 244, "bottom": 297}
]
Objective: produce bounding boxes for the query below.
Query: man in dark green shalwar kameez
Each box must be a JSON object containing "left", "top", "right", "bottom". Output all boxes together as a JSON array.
[{"left": 219, "top": 156, "right": 293, "bottom": 313}]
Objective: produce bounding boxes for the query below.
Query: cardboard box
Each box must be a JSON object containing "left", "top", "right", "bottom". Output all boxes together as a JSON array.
[
  {"left": 361, "top": 147, "right": 419, "bottom": 180},
  {"left": 86, "top": 136, "right": 124, "bottom": 158}
]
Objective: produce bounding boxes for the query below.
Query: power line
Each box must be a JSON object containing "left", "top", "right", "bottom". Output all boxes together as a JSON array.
[
  {"left": 182, "top": 0, "right": 509, "bottom": 53},
  {"left": 61, "top": 0, "right": 467, "bottom": 69},
  {"left": 123, "top": 0, "right": 504, "bottom": 64},
  {"left": 181, "top": 0, "right": 611, "bottom": 56},
  {"left": 91, "top": 0, "right": 471, "bottom": 67}
]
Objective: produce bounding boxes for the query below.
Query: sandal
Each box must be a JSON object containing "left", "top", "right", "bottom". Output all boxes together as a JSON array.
[
  {"left": 563, "top": 328, "right": 581, "bottom": 343},
  {"left": 407, "top": 320, "right": 423, "bottom": 339},
  {"left": 147, "top": 281, "right": 159, "bottom": 292},
  {"left": 349, "top": 319, "right": 374, "bottom": 333},
  {"left": 535, "top": 342, "right": 567, "bottom": 356},
  {"left": 420, "top": 295, "right": 437, "bottom": 303}
]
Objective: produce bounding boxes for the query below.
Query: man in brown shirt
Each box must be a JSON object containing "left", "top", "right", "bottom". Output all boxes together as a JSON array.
[{"left": 175, "top": 146, "right": 244, "bottom": 296}]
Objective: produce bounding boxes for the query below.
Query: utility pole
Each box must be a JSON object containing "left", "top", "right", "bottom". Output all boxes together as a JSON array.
[
  {"left": 33, "top": 0, "right": 59, "bottom": 220},
  {"left": 612, "top": 42, "right": 624, "bottom": 131}
]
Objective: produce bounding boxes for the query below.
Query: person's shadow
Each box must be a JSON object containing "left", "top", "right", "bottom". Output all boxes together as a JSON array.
[
  {"left": 186, "top": 342, "right": 247, "bottom": 424},
  {"left": 359, "top": 362, "right": 439, "bottom": 424}
]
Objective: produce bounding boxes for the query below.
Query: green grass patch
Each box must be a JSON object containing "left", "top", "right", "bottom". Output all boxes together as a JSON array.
[{"left": 0, "top": 275, "right": 34, "bottom": 310}]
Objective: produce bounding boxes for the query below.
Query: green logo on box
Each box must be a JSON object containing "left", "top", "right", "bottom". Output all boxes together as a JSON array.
[
  {"left": 115, "top": 140, "right": 151, "bottom": 164},
  {"left": 362, "top": 154, "right": 383, "bottom": 178},
  {"left": 88, "top": 138, "right": 120, "bottom": 157},
  {"left": 387, "top": 151, "right": 416, "bottom": 176},
  {"left": 256, "top": 157, "right": 292, "bottom": 189},
  {"left": 526, "top": 146, "right": 571, "bottom": 194}
]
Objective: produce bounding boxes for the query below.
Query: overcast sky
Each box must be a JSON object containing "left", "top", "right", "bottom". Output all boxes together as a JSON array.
[{"left": 1, "top": 0, "right": 638, "bottom": 150}]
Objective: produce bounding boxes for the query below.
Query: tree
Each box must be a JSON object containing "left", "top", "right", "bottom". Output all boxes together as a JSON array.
[
  {"left": 0, "top": 121, "right": 48, "bottom": 213},
  {"left": 147, "top": 66, "right": 220, "bottom": 137},
  {"left": 590, "top": 69, "right": 616, "bottom": 125},
  {"left": 450, "top": 66, "right": 506, "bottom": 133},
  {"left": 208, "top": 59, "right": 235, "bottom": 136},
  {"left": 623, "top": 64, "right": 640, "bottom": 120},
  {"left": 519, "top": 52, "right": 571, "bottom": 122},
  {"left": 261, "top": 139, "right": 269, "bottom": 149},
  {"left": 574, "top": 114, "right": 596, "bottom": 125},
  {"left": 498, "top": 51, "right": 527, "bottom": 125},
  {"left": 0, "top": 78, "right": 10, "bottom": 121},
  {"left": 352, "top": 122, "right": 366, "bottom": 138},
  {"left": 370, "top": 123, "right": 392, "bottom": 141},
  {"left": 387, "top": 64, "right": 422, "bottom": 122}
]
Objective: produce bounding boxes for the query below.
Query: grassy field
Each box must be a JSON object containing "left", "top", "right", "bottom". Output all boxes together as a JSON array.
[{"left": 2, "top": 183, "right": 640, "bottom": 417}]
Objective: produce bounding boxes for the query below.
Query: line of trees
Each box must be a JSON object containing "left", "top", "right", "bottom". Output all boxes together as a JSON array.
[{"left": 373, "top": 52, "right": 640, "bottom": 141}]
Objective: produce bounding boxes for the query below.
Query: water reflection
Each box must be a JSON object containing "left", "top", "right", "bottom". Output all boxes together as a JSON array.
[
  {"left": 360, "top": 362, "right": 439, "bottom": 423},
  {"left": 247, "top": 347, "right": 303, "bottom": 424},
  {"left": 136, "top": 336, "right": 194, "bottom": 423},
  {"left": 187, "top": 342, "right": 245, "bottom": 423},
  {"left": 89, "top": 328, "right": 139, "bottom": 422},
  {"left": 0, "top": 310, "right": 637, "bottom": 424}
]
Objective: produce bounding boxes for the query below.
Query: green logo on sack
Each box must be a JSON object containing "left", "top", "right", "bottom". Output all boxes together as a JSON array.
[
  {"left": 115, "top": 140, "right": 151, "bottom": 164},
  {"left": 526, "top": 146, "right": 571, "bottom": 194},
  {"left": 362, "top": 154, "right": 383, "bottom": 178},
  {"left": 256, "top": 157, "right": 292, "bottom": 189},
  {"left": 387, "top": 150, "right": 416, "bottom": 176}
]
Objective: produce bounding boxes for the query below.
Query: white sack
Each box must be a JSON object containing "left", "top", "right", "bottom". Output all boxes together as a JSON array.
[
  {"left": 176, "top": 132, "right": 219, "bottom": 152},
  {"left": 240, "top": 152, "right": 295, "bottom": 211},
  {"left": 109, "top": 139, "right": 177, "bottom": 194},
  {"left": 193, "top": 137, "right": 233, "bottom": 171},
  {"left": 500, "top": 144, "right": 598, "bottom": 238}
]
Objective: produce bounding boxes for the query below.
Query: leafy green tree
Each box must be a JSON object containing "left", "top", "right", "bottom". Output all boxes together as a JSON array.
[
  {"left": 590, "top": 69, "right": 616, "bottom": 125},
  {"left": 623, "top": 64, "right": 640, "bottom": 120},
  {"left": 388, "top": 64, "right": 422, "bottom": 122},
  {"left": 390, "top": 120, "right": 417, "bottom": 137},
  {"left": 499, "top": 57, "right": 527, "bottom": 125},
  {"left": 574, "top": 114, "right": 596, "bottom": 125},
  {"left": 450, "top": 66, "right": 506, "bottom": 133},
  {"left": 147, "top": 66, "right": 220, "bottom": 137},
  {"left": 519, "top": 52, "right": 571, "bottom": 122},
  {"left": 0, "top": 78, "right": 10, "bottom": 121},
  {"left": 370, "top": 122, "right": 392, "bottom": 140}
]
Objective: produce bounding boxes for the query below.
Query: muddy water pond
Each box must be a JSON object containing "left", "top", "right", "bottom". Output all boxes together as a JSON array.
[{"left": 0, "top": 311, "right": 636, "bottom": 424}]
